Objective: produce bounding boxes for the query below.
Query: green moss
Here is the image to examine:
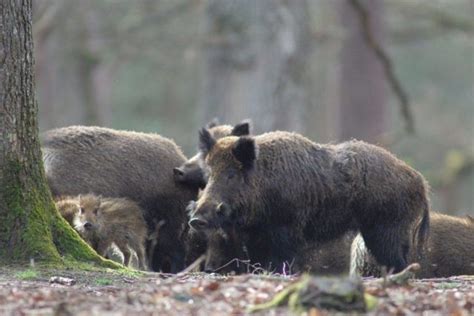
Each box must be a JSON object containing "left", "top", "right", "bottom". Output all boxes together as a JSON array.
[
  {"left": 94, "top": 277, "right": 113, "bottom": 286},
  {"left": 15, "top": 269, "right": 39, "bottom": 280},
  {"left": 0, "top": 160, "right": 61, "bottom": 264},
  {"left": 1, "top": 159, "right": 121, "bottom": 270}
]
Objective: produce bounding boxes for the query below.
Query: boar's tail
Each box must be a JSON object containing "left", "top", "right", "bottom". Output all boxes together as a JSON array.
[{"left": 413, "top": 200, "right": 430, "bottom": 258}]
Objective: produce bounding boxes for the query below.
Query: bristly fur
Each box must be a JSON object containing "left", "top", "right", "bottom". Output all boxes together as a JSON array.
[{"left": 193, "top": 131, "right": 431, "bottom": 274}]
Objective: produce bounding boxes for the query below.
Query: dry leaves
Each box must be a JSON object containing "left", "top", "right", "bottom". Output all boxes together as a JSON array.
[{"left": 0, "top": 269, "right": 472, "bottom": 315}]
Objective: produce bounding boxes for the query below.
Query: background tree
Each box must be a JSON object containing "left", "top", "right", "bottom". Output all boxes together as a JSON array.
[
  {"left": 0, "top": 0, "right": 116, "bottom": 266},
  {"left": 338, "top": 0, "right": 387, "bottom": 143},
  {"left": 201, "top": 0, "right": 313, "bottom": 134},
  {"left": 30, "top": 0, "right": 473, "bottom": 215}
]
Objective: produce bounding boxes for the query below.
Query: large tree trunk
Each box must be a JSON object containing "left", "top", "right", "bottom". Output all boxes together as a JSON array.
[
  {"left": 201, "top": 0, "right": 312, "bottom": 134},
  {"left": 0, "top": 0, "right": 115, "bottom": 266},
  {"left": 338, "top": 0, "right": 387, "bottom": 143}
]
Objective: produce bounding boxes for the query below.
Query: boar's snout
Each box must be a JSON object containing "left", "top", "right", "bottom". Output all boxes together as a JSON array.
[
  {"left": 173, "top": 163, "right": 207, "bottom": 189},
  {"left": 188, "top": 216, "right": 209, "bottom": 230},
  {"left": 173, "top": 167, "right": 185, "bottom": 178},
  {"left": 84, "top": 221, "right": 93, "bottom": 230}
]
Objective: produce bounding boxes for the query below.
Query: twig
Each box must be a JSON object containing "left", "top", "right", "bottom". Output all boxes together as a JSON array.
[
  {"left": 348, "top": 0, "right": 415, "bottom": 134},
  {"left": 375, "top": 263, "right": 420, "bottom": 286},
  {"left": 178, "top": 255, "right": 206, "bottom": 274}
]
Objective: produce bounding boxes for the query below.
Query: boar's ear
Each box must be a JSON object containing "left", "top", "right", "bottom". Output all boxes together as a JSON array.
[
  {"left": 199, "top": 128, "right": 216, "bottom": 155},
  {"left": 206, "top": 117, "right": 219, "bottom": 129},
  {"left": 232, "top": 136, "right": 257, "bottom": 170},
  {"left": 231, "top": 120, "right": 251, "bottom": 136}
]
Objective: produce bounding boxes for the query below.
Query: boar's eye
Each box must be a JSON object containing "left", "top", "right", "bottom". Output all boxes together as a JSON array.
[
  {"left": 93, "top": 208, "right": 98, "bottom": 215},
  {"left": 79, "top": 207, "right": 84, "bottom": 214}
]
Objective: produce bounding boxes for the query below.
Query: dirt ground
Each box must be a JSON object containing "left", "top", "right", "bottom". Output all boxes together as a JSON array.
[{"left": 0, "top": 267, "right": 473, "bottom": 316}]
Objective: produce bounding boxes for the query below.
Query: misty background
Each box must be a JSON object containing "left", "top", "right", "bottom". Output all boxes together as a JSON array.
[{"left": 33, "top": 0, "right": 473, "bottom": 215}]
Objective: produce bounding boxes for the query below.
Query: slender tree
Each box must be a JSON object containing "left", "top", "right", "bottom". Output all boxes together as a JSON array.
[
  {"left": 201, "top": 0, "right": 312, "bottom": 134},
  {"left": 338, "top": 0, "right": 387, "bottom": 143},
  {"left": 0, "top": 0, "right": 115, "bottom": 266}
]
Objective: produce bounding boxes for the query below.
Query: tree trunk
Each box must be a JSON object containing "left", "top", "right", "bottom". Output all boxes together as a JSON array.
[
  {"left": 201, "top": 0, "right": 312, "bottom": 134},
  {"left": 338, "top": 0, "right": 387, "bottom": 143},
  {"left": 34, "top": 0, "right": 112, "bottom": 132},
  {"left": 0, "top": 0, "right": 115, "bottom": 266}
]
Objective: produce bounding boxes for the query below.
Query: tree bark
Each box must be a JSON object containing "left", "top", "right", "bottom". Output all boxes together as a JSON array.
[
  {"left": 0, "top": 0, "right": 116, "bottom": 266},
  {"left": 338, "top": 0, "right": 387, "bottom": 143},
  {"left": 201, "top": 0, "right": 312, "bottom": 134}
]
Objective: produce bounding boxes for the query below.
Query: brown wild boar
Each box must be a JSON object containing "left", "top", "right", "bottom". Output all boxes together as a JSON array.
[
  {"left": 57, "top": 194, "right": 149, "bottom": 270},
  {"left": 42, "top": 126, "right": 198, "bottom": 272},
  {"left": 189, "top": 130, "right": 430, "bottom": 274},
  {"left": 351, "top": 212, "right": 474, "bottom": 278},
  {"left": 56, "top": 198, "right": 133, "bottom": 266},
  {"left": 173, "top": 119, "right": 251, "bottom": 189}
]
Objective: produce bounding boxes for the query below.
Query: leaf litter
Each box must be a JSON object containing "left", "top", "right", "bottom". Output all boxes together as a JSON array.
[{"left": 0, "top": 267, "right": 472, "bottom": 315}]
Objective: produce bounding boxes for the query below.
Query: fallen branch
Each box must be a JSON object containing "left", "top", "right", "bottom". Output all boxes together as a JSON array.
[
  {"left": 248, "top": 275, "right": 369, "bottom": 313},
  {"left": 377, "top": 263, "right": 420, "bottom": 287}
]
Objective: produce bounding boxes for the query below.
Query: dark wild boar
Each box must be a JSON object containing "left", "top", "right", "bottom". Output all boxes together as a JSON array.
[
  {"left": 42, "top": 126, "right": 198, "bottom": 272},
  {"left": 173, "top": 120, "right": 251, "bottom": 189},
  {"left": 351, "top": 212, "right": 474, "bottom": 278},
  {"left": 189, "top": 130, "right": 430, "bottom": 274}
]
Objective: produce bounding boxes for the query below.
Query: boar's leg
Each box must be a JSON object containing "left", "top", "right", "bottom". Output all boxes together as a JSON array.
[
  {"left": 118, "top": 244, "right": 132, "bottom": 267},
  {"left": 96, "top": 241, "right": 112, "bottom": 260},
  {"left": 135, "top": 246, "right": 148, "bottom": 271},
  {"left": 128, "top": 237, "right": 148, "bottom": 271},
  {"left": 360, "top": 225, "right": 408, "bottom": 273}
]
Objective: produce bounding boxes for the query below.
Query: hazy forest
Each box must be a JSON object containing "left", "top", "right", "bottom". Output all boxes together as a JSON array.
[
  {"left": 34, "top": 0, "right": 473, "bottom": 215},
  {"left": 0, "top": 0, "right": 473, "bottom": 315}
]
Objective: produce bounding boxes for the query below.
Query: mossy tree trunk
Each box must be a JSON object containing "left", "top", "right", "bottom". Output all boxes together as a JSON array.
[{"left": 0, "top": 0, "right": 116, "bottom": 267}]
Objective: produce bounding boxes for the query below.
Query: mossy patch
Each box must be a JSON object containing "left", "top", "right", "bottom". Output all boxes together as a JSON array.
[
  {"left": 15, "top": 269, "right": 39, "bottom": 280},
  {"left": 1, "top": 158, "right": 121, "bottom": 270},
  {"left": 0, "top": 159, "right": 61, "bottom": 264},
  {"left": 94, "top": 278, "right": 113, "bottom": 286}
]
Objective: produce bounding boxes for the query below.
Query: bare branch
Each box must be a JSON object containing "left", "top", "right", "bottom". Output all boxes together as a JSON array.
[
  {"left": 33, "top": 1, "right": 62, "bottom": 41},
  {"left": 348, "top": 0, "right": 415, "bottom": 134},
  {"left": 391, "top": 1, "right": 474, "bottom": 34}
]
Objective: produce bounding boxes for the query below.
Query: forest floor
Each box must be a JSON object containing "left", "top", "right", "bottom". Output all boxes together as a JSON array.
[{"left": 0, "top": 267, "right": 473, "bottom": 316}]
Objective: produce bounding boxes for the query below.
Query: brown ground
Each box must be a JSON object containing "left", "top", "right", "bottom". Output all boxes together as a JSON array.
[{"left": 0, "top": 267, "right": 472, "bottom": 315}]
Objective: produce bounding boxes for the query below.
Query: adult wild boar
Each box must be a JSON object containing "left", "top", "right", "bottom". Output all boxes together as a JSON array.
[
  {"left": 189, "top": 130, "right": 430, "bottom": 274},
  {"left": 351, "top": 212, "right": 474, "bottom": 278},
  {"left": 173, "top": 119, "right": 251, "bottom": 189},
  {"left": 42, "top": 126, "right": 198, "bottom": 272}
]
